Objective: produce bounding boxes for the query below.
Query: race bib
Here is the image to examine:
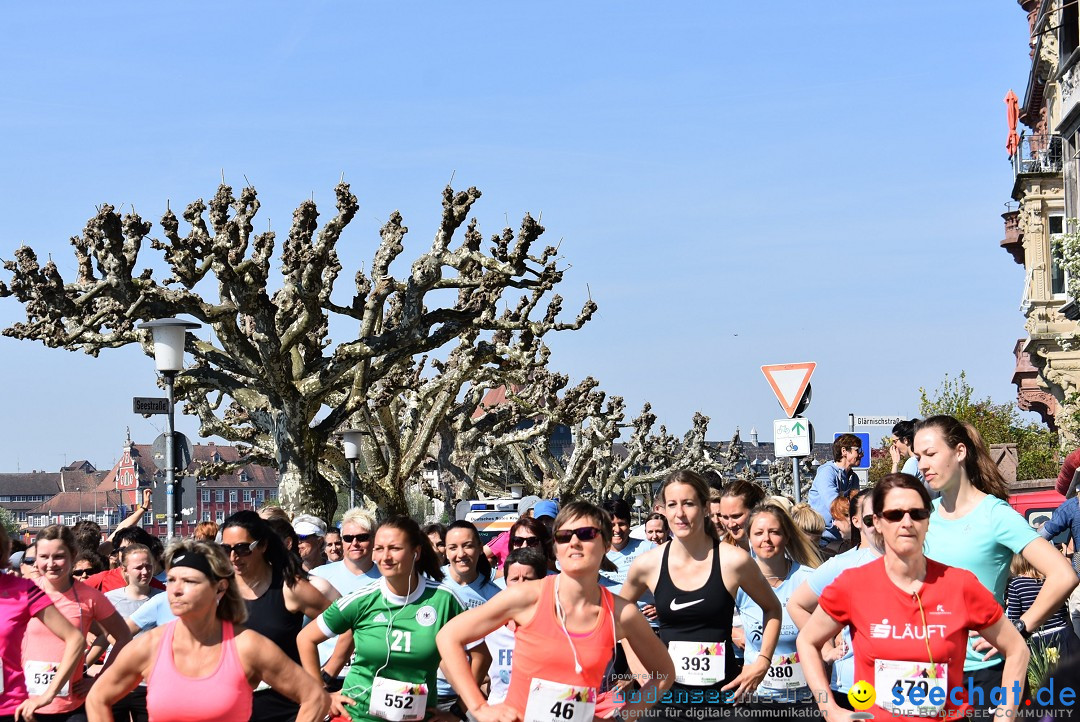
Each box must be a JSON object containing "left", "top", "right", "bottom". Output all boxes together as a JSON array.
[
  {"left": 24, "top": 660, "right": 69, "bottom": 698},
  {"left": 667, "top": 641, "right": 724, "bottom": 686},
  {"left": 523, "top": 678, "right": 596, "bottom": 722},
  {"left": 875, "top": 660, "right": 948, "bottom": 717},
  {"left": 757, "top": 653, "right": 806, "bottom": 692},
  {"left": 369, "top": 675, "right": 427, "bottom": 722}
]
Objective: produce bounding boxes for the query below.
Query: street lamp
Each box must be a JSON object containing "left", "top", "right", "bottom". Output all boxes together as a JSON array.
[
  {"left": 338, "top": 429, "right": 368, "bottom": 510},
  {"left": 139, "top": 318, "right": 200, "bottom": 540}
]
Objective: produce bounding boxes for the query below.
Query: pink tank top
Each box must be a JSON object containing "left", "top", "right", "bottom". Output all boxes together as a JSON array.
[{"left": 146, "top": 620, "right": 253, "bottom": 722}]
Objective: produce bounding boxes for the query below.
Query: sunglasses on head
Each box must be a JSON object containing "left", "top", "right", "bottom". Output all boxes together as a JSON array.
[
  {"left": 219, "top": 540, "right": 260, "bottom": 557},
  {"left": 878, "top": 508, "right": 931, "bottom": 523},
  {"left": 553, "top": 526, "right": 602, "bottom": 544},
  {"left": 341, "top": 533, "right": 371, "bottom": 544},
  {"left": 511, "top": 535, "right": 542, "bottom": 548},
  {"left": 72, "top": 568, "right": 94, "bottom": 578}
]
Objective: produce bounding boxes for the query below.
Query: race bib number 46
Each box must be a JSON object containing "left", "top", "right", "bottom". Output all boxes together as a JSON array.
[
  {"left": 24, "top": 660, "right": 69, "bottom": 698},
  {"left": 667, "top": 641, "right": 724, "bottom": 686},
  {"left": 523, "top": 678, "right": 596, "bottom": 722},
  {"left": 369, "top": 676, "right": 427, "bottom": 722},
  {"left": 875, "top": 659, "right": 948, "bottom": 717}
]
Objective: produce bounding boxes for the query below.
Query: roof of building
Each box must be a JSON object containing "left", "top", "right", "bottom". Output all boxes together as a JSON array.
[{"left": 95, "top": 441, "right": 278, "bottom": 492}]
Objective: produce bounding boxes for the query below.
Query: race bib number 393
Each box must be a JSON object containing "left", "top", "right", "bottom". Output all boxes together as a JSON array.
[
  {"left": 667, "top": 641, "right": 724, "bottom": 686},
  {"left": 875, "top": 659, "right": 948, "bottom": 717},
  {"left": 369, "top": 675, "right": 427, "bottom": 722},
  {"left": 523, "top": 678, "right": 596, "bottom": 722}
]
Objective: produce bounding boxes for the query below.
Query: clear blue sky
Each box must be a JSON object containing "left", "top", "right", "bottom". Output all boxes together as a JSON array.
[{"left": 0, "top": 2, "right": 1039, "bottom": 473}]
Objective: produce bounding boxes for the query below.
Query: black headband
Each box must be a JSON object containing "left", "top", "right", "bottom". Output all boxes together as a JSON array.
[{"left": 170, "top": 550, "right": 218, "bottom": 581}]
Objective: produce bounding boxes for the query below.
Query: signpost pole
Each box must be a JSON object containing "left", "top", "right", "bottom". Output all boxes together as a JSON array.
[
  {"left": 165, "top": 371, "right": 176, "bottom": 541},
  {"left": 848, "top": 413, "right": 855, "bottom": 433},
  {"left": 792, "top": 459, "right": 801, "bottom": 504}
]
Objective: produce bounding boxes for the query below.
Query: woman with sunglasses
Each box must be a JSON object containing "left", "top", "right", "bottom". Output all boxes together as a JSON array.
[
  {"left": 501, "top": 516, "right": 555, "bottom": 581},
  {"left": 220, "top": 511, "right": 331, "bottom": 722},
  {"left": 798, "top": 473, "right": 1030, "bottom": 720},
  {"left": 26, "top": 525, "right": 131, "bottom": 722},
  {"left": 86, "top": 539, "right": 329, "bottom": 722},
  {"left": 436, "top": 522, "right": 500, "bottom": 715},
  {"left": 298, "top": 516, "right": 465, "bottom": 722},
  {"left": 310, "top": 509, "right": 381, "bottom": 690},
  {"left": 915, "top": 415, "right": 1077, "bottom": 699},
  {"left": 621, "top": 470, "right": 781, "bottom": 719},
  {"left": 20, "top": 541, "right": 40, "bottom": 581},
  {"left": 0, "top": 525, "right": 84, "bottom": 722},
  {"left": 438, "top": 501, "right": 675, "bottom": 722}
]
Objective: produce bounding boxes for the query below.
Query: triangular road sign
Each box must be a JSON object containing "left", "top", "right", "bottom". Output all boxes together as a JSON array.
[{"left": 761, "top": 362, "right": 816, "bottom": 417}]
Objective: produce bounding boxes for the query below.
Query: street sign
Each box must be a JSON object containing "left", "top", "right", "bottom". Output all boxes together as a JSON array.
[
  {"left": 835, "top": 432, "right": 871, "bottom": 470},
  {"left": 152, "top": 432, "right": 194, "bottom": 472},
  {"left": 854, "top": 415, "right": 905, "bottom": 427},
  {"left": 773, "top": 418, "right": 813, "bottom": 458},
  {"left": 133, "top": 397, "right": 169, "bottom": 415},
  {"left": 761, "top": 362, "right": 816, "bottom": 418}
]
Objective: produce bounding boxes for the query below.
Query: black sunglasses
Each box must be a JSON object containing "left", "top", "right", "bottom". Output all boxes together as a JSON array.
[
  {"left": 72, "top": 568, "right": 94, "bottom": 578},
  {"left": 21, "top": 557, "right": 36, "bottom": 565},
  {"left": 862, "top": 515, "right": 874, "bottom": 527},
  {"left": 341, "top": 533, "right": 371, "bottom": 544},
  {"left": 879, "top": 508, "right": 931, "bottom": 523},
  {"left": 219, "top": 540, "right": 260, "bottom": 557},
  {"left": 553, "top": 526, "right": 602, "bottom": 544},
  {"left": 511, "top": 535, "right": 542, "bottom": 548}
]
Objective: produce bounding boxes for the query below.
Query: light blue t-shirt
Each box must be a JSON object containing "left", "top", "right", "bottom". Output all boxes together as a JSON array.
[
  {"left": 925, "top": 494, "right": 1038, "bottom": 671},
  {"left": 603, "top": 538, "right": 657, "bottom": 627},
  {"left": 736, "top": 561, "right": 814, "bottom": 702},
  {"left": 310, "top": 561, "right": 383, "bottom": 671},
  {"left": 129, "top": 590, "right": 177, "bottom": 631},
  {"left": 436, "top": 568, "right": 502, "bottom": 699},
  {"left": 807, "top": 545, "right": 881, "bottom": 692}
]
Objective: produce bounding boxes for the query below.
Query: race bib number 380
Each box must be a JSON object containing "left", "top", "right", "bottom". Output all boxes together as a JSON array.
[
  {"left": 875, "top": 659, "right": 948, "bottom": 717},
  {"left": 667, "top": 641, "right": 724, "bottom": 686},
  {"left": 523, "top": 678, "right": 596, "bottom": 722},
  {"left": 369, "top": 676, "right": 427, "bottom": 722}
]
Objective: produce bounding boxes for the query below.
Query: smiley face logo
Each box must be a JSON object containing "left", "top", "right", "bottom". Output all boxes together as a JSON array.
[{"left": 847, "top": 680, "right": 875, "bottom": 710}]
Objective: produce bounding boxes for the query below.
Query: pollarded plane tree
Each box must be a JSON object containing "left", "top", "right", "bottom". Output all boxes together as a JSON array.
[{"left": 0, "top": 182, "right": 595, "bottom": 520}]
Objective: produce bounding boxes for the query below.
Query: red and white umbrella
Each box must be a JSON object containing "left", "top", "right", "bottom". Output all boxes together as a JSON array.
[{"left": 1005, "top": 89, "right": 1020, "bottom": 157}]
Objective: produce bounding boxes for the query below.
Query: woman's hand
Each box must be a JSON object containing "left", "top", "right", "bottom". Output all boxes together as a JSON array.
[
  {"left": 14, "top": 695, "right": 49, "bottom": 722},
  {"left": 969, "top": 630, "right": 1002, "bottom": 661},
  {"left": 721, "top": 655, "right": 769, "bottom": 701},
  {"left": 469, "top": 701, "right": 522, "bottom": 722},
  {"left": 889, "top": 443, "right": 901, "bottom": 471},
  {"left": 328, "top": 691, "right": 357, "bottom": 718}
]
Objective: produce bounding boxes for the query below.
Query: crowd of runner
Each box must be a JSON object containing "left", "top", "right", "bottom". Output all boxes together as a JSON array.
[{"left": 1, "top": 414, "right": 1079, "bottom": 722}]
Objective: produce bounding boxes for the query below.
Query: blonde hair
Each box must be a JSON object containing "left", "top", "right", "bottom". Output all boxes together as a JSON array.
[
  {"left": 747, "top": 504, "right": 821, "bottom": 568},
  {"left": 257, "top": 505, "right": 291, "bottom": 523},
  {"left": 164, "top": 539, "right": 248, "bottom": 624},
  {"left": 1010, "top": 553, "right": 1042, "bottom": 580},
  {"left": 766, "top": 495, "right": 793, "bottom": 513},
  {"left": 341, "top": 508, "right": 375, "bottom": 531},
  {"left": 790, "top": 503, "right": 825, "bottom": 536}
]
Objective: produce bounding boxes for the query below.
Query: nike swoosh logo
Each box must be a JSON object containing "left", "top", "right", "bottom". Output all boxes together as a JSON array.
[{"left": 670, "top": 599, "right": 703, "bottom": 611}]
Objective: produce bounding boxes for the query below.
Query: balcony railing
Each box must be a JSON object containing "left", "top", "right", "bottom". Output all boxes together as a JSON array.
[{"left": 1013, "top": 133, "right": 1063, "bottom": 177}]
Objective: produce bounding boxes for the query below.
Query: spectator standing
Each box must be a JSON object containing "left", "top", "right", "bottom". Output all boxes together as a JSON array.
[
  {"left": 1039, "top": 494, "right": 1080, "bottom": 638},
  {"left": 293, "top": 515, "right": 328, "bottom": 571},
  {"left": 807, "top": 434, "right": 862, "bottom": 544},
  {"left": 324, "top": 529, "right": 344, "bottom": 563}
]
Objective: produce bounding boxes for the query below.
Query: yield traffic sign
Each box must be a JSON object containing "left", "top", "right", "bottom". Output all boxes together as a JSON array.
[{"left": 761, "top": 362, "right": 816, "bottom": 418}]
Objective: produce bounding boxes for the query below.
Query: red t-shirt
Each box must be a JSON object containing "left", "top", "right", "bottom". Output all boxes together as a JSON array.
[
  {"left": 1055, "top": 448, "right": 1080, "bottom": 496},
  {"left": 819, "top": 557, "right": 1002, "bottom": 720},
  {"left": 85, "top": 567, "right": 165, "bottom": 593}
]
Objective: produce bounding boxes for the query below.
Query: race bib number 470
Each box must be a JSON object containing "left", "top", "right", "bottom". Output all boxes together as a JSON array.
[{"left": 875, "top": 659, "right": 948, "bottom": 717}]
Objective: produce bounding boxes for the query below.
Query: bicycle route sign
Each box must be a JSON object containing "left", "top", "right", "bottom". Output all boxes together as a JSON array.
[{"left": 773, "top": 418, "right": 812, "bottom": 458}]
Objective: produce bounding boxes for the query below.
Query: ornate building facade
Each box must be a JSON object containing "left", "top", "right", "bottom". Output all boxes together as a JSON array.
[{"left": 1006, "top": 0, "right": 1080, "bottom": 440}]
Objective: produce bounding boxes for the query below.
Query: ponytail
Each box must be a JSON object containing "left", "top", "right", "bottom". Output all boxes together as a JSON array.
[{"left": 917, "top": 416, "right": 1010, "bottom": 500}]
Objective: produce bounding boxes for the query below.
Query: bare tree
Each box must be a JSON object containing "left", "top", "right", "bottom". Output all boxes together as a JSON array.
[{"left": 1, "top": 182, "right": 595, "bottom": 519}]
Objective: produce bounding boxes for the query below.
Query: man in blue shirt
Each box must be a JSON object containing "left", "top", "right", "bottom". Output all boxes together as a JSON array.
[
  {"left": 808, "top": 434, "right": 862, "bottom": 543},
  {"left": 1040, "top": 496, "right": 1080, "bottom": 638}
]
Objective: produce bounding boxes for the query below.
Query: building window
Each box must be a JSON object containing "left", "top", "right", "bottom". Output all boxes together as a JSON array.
[
  {"left": 229, "top": 490, "right": 238, "bottom": 503},
  {"left": 268, "top": 489, "right": 278, "bottom": 501},
  {"left": 215, "top": 510, "right": 225, "bottom": 523},
  {"left": 1064, "top": 2, "right": 1079, "bottom": 58},
  {"left": 201, "top": 489, "right": 210, "bottom": 503},
  {"left": 243, "top": 490, "right": 252, "bottom": 502},
  {"left": 143, "top": 512, "right": 153, "bottom": 526},
  {"left": 215, "top": 490, "right": 225, "bottom": 503},
  {"left": 202, "top": 511, "right": 211, "bottom": 521},
  {"left": 256, "top": 489, "right": 265, "bottom": 502},
  {"left": 1051, "top": 214, "right": 1068, "bottom": 297}
]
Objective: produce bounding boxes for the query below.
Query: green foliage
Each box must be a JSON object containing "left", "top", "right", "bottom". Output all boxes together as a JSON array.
[
  {"left": 0, "top": 506, "right": 17, "bottom": 535},
  {"left": 867, "top": 435, "right": 892, "bottom": 485},
  {"left": 919, "top": 372, "right": 1059, "bottom": 481}
]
